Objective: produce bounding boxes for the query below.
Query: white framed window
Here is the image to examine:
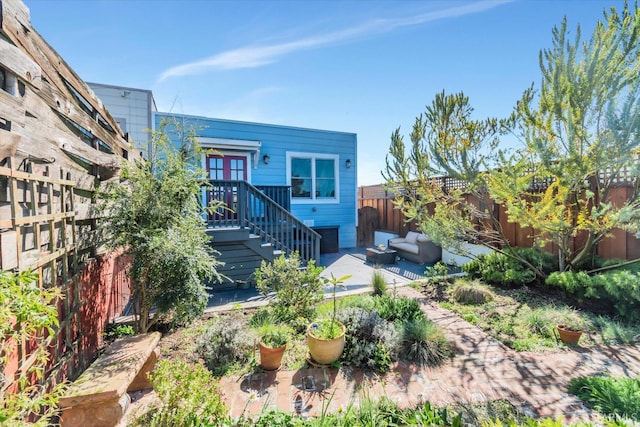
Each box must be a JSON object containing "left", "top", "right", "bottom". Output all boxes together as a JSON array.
[{"left": 286, "top": 152, "right": 339, "bottom": 204}]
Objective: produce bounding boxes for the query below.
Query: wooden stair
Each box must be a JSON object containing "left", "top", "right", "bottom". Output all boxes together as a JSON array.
[{"left": 207, "top": 228, "right": 277, "bottom": 288}]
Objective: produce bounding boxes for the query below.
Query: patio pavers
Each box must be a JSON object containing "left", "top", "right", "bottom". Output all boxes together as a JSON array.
[{"left": 219, "top": 286, "right": 640, "bottom": 424}]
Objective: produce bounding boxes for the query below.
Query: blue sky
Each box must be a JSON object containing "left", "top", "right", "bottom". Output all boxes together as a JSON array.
[{"left": 26, "top": 0, "right": 623, "bottom": 185}]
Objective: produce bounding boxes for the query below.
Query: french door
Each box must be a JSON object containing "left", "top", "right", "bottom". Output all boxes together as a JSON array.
[{"left": 207, "top": 154, "right": 248, "bottom": 221}]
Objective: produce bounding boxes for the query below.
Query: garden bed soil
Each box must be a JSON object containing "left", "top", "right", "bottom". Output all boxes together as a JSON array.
[
  {"left": 418, "top": 279, "right": 613, "bottom": 318},
  {"left": 415, "top": 278, "right": 640, "bottom": 351}
]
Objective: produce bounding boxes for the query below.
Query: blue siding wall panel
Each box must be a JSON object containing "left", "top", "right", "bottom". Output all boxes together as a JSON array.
[{"left": 155, "top": 113, "right": 358, "bottom": 248}]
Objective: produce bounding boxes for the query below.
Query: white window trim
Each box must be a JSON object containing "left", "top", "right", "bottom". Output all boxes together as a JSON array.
[
  {"left": 200, "top": 150, "right": 252, "bottom": 182},
  {"left": 286, "top": 151, "right": 340, "bottom": 204}
]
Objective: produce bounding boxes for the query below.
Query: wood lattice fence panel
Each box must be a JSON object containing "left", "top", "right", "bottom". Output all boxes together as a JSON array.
[{"left": 0, "top": 155, "right": 107, "bottom": 384}]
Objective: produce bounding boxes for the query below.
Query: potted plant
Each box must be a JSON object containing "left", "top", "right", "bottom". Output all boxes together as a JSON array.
[
  {"left": 258, "top": 324, "right": 291, "bottom": 370},
  {"left": 556, "top": 312, "right": 587, "bottom": 345},
  {"left": 307, "top": 274, "right": 351, "bottom": 365},
  {"left": 556, "top": 323, "right": 583, "bottom": 345}
]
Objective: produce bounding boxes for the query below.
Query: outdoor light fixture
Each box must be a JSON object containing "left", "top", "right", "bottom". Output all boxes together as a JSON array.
[
  {"left": 345, "top": 159, "right": 352, "bottom": 168},
  {"left": 263, "top": 154, "right": 270, "bottom": 164}
]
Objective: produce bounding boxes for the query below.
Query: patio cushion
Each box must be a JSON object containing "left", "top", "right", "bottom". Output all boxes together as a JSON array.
[
  {"left": 405, "top": 231, "right": 420, "bottom": 245},
  {"left": 390, "top": 242, "right": 420, "bottom": 255}
]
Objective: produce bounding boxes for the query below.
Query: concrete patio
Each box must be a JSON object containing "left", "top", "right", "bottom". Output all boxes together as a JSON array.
[{"left": 206, "top": 248, "right": 429, "bottom": 312}]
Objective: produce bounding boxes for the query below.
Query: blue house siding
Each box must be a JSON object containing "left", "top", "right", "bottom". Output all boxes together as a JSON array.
[{"left": 155, "top": 112, "right": 358, "bottom": 248}]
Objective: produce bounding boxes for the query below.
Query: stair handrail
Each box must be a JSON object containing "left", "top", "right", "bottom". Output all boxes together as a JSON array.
[{"left": 207, "top": 180, "right": 321, "bottom": 262}]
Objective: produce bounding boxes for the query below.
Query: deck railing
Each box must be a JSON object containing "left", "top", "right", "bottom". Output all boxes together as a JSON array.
[
  {"left": 207, "top": 180, "right": 320, "bottom": 262},
  {"left": 255, "top": 185, "right": 291, "bottom": 212}
]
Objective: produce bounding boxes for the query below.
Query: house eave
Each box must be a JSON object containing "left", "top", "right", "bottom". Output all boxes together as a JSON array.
[{"left": 197, "top": 137, "right": 261, "bottom": 168}]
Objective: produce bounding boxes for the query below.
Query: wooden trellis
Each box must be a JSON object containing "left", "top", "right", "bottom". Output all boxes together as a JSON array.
[{"left": 0, "top": 154, "right": 100, "bottom": 383}]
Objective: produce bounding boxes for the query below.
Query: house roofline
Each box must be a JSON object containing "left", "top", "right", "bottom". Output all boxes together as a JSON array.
[
  {"left": 154, "top": 111, "right": 357, "bottom": 139},
  {"left": 87, "top": 81, "right": 157, "bottom": 111}
]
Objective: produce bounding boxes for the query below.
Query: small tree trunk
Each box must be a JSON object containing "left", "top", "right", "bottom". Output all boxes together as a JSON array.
[
  {"left": 558, "top": 251, "right": 566, "bottom": 272},
  {"left": 137, "top": 277, "right": 149, "bottom": 333},
  {"left": 570, "top": 233, "right": 600, "bottom": 270}
]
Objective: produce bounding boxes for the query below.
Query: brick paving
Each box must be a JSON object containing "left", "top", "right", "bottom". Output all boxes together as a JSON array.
[{"left": 218, "top": 287, "right": 640, "bottom": 424}]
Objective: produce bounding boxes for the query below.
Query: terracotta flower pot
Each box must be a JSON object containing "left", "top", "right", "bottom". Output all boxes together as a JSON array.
[
  {"left": 307, "top": 321, "right": 346, "bottom": 365},
  {"left": 557, "top": 324, "right": 582, "bottom": 345},
  {"left": 259, "top": 342, "right": 286, "bottom": 370}
]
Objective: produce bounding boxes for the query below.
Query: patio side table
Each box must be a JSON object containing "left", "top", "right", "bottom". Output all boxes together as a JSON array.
[{"left": 366, "top": 247, "right": 397, "bottom": 265}]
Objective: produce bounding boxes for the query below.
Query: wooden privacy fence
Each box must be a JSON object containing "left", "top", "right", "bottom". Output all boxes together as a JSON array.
[
  {"left": 357, "top": 186, "right": 417, "bottom": 247},
  {"left": 357, "top": 184, "right": 640, "bottom": 260}
]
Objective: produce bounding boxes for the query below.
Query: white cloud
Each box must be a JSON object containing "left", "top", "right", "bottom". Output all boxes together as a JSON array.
[{"left": 157, "top": 0, "right": 512, "bottom": 82}]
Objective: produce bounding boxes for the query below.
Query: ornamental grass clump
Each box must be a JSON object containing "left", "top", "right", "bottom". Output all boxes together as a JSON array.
[
  {"left": 400, "top": 317, "right": 451, "bottom": 366},
  {"left": 371, "top": 269, "right": 388, "bottom": 296},
  {"left": 451, "top": 279, "right": 495, "bottom": 305},
  {"left": 522, "top": 307, "right": 556, "bottom": 338},
  {"left": 568, "top": 375, "right": 640, "bottom": 421}
]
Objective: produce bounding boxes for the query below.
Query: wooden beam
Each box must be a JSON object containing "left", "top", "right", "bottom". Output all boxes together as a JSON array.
[
  {"left": 0, "top": 165, "right": 75, "bottom": 185},
  {"left": 0, "top": 35, "right": 41, "bottom": 88},
  {"left": 0, "top": 0, "right": 135, "bottom": 159},
  {"left": 0, "top": 89, "right": 26, "bottom": 126}
]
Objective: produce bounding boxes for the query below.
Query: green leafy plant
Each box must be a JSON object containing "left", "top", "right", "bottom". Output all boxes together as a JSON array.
[
  {"left": 374, "top": 294, "right": 424, "bottom": 322},
  {"left": 463, "top": 251, "right": 535, "bottom": 287},
  {"left": 400, "top": 317, "right": 451, "bottom": 366},
  {"left": 546, "top": 270, "right": 593, "bottom": 298},
  {"left": 309, "top": 318, "right": 344, "bottom": 340},
  {"left": 316, "top": 294, "right": 376, "bottom": 317},
  {"left": 259, "top": 324, "right": 291, "bottom": 349},
  {"left": 0, "top": 271, "right": 65, "bottom": 426},
  {"left": 255, "top": 252, "right": 325, "bottom": 325},
  {"left": 100, "top": 119, "right": 222, "bottom": 333},
  {"left": 426, "top": 261, "right": 451, "bottom": 283},
  {"left": 568, "top": 376, "right": 640, "bottom": 421},
  {"left": 103, "top": 323, "right": 135, "bottom": 341},
  {"left": 482, "top": 418, "right": 566, "bottom": 427},
  {"left": 309, "top": 273, "right": 351, "bottom": 340},
  {"left": 335, "top": 307, "right": 400, "bottom": 373},
  {"left": 196, "top": 316, "right": 257, "bottom": 375},
  {"left": 133, "top": 359, "right": 228, "bottom": 426},
  {"left": 233, "top": 395, "right": 463, "bottom": 426},
  {"left": 371, "top": 269, "right": 388, "bottom": 296},
  {"left": 451, "top": 279, "right": 495, "bottom": 304},
  {"left": 547, "top": 269, "right": 640, "bottom": 324}
]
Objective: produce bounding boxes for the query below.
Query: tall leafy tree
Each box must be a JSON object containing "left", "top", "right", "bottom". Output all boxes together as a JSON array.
[
  {"left": 491, "top": 2, "right": 640, "bottom": 271},
  {"left": 385, "top": 3, "right": 640, "bottom": 276},
  {"left": 383, "top": 91, "right": 525, "bottom": 267},
  {"left": 101, "top": 120, "right": 222, "bottom": 333}
]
